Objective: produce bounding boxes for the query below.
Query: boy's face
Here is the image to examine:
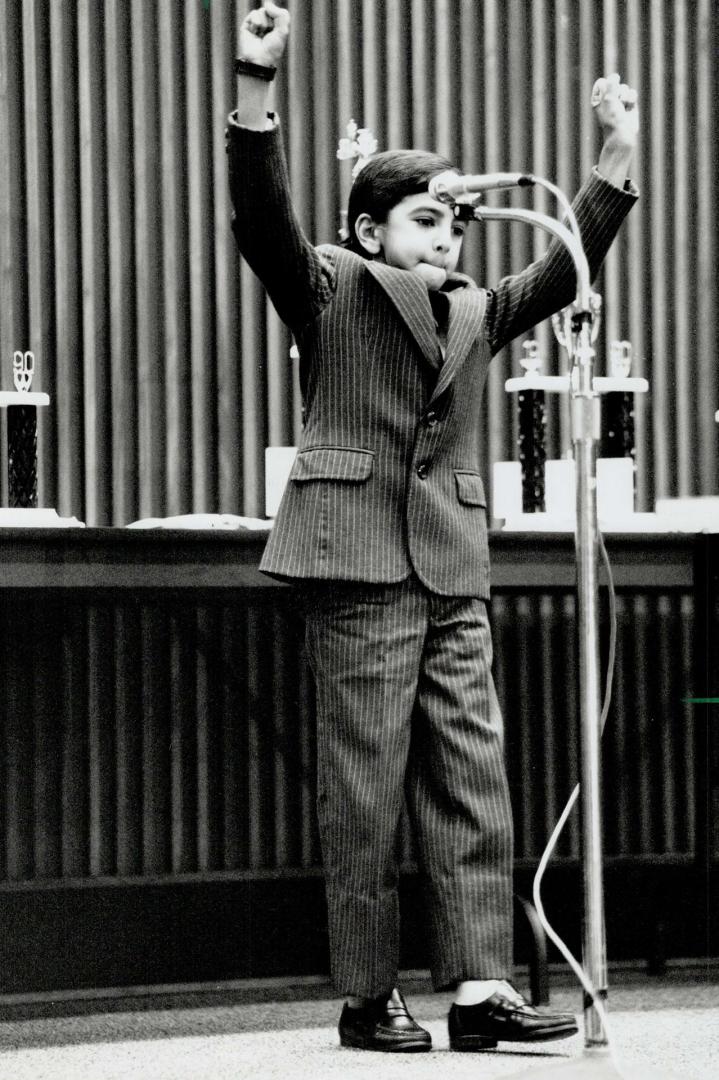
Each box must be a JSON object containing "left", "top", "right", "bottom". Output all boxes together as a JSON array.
[{"left": 376, "top": 191, "right": 467, "bottom": 290}]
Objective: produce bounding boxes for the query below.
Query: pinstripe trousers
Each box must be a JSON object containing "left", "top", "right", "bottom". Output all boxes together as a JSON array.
[{"left": 300, "top": 574, "right": 514, "bottom": 996}]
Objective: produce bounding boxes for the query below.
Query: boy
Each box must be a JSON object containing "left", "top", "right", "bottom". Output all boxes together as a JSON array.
[{"left": 227, "top": 1, "right": 638, "bottom": 1055}]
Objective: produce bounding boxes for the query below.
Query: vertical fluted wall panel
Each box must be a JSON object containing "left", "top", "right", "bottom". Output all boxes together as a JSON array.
[
  {"left": 160, "top": 2, "right": 192, "bottom": 520},
  {"left": 694, "top": 0, "right": 718, "bottom": 498},
  {"left": 0, "top": 586, "right": 696, "bottom": 884},
  {"left": 49, "top": 1, "right": 78, "bottom": 518},
  {"left": 0, "top": 3, "right": 27, "bottom": 514},
  {"left": 0, "top": 0, "right": 716, "bottom": 519},
  {"left": 105, "top": 0, "right": 139, "bottom": 526},
  {"left": 192, "top": 5, "right": 223, "bottom": 513}
]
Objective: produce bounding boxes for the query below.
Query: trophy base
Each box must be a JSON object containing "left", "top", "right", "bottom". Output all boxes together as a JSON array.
[{"left": 0, "top": 508, "right": 85, "bottom": 528}]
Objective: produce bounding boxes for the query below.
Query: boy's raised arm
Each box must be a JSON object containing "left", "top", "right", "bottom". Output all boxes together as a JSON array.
[
  {"left": 485, "top": 72, "right": 639, "bottom": 355},
  {"left": 228, "top": 3, "right": 336, "bottom": 333},
  {"left": 234, "top": 1, "right": 289, "bottom": 129}
]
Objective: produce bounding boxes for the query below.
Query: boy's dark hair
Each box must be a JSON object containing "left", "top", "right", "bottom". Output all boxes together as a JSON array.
[{"left": 344, "top": 149, "right": 458, "bottom": 257}]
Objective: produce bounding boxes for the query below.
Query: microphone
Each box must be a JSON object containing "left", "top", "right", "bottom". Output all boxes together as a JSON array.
[{"left": 428, "top": 170, "right": 535, "bottom": 203}]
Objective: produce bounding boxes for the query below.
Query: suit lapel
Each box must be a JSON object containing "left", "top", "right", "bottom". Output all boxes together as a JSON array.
[
  {"left": 365, "top": 260, "right": 442, "bottom": 371},
  {"left": 430, "top": 282, "right": 487, "bottom": 403},
  {"left": 364, "top": 262, "right": 487, "bottom": 388}
]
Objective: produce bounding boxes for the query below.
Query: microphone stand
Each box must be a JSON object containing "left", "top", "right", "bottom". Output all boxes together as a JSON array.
[{"left": 472, "top": 199, "right": 697, "bottom": 1080}]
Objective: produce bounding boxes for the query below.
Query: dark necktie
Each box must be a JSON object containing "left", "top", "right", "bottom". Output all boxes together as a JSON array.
[{"left": 429, "top": 290, "right": 449, "bottom": 358}]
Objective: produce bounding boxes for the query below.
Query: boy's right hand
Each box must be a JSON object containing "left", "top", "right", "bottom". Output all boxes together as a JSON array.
[{"left": 239, "top": 2, "right": 290, "bottom": 68}]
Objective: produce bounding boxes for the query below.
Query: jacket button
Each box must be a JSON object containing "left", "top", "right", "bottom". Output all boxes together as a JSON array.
[
  {"left": 425, "top": 411, "right": 438, "bottom": 427},
  {"left": 416, "top": 461, "right": 429, "bottom": 479}
]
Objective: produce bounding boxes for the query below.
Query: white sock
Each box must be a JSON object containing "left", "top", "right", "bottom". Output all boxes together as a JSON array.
[{"left": 454, "top": 979, "right": 504, "bottom": 1006}]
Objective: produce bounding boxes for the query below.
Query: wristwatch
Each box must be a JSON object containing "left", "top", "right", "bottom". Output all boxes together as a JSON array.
[{"left": 234, "top": 57, "right": 276, "bottom": 81}]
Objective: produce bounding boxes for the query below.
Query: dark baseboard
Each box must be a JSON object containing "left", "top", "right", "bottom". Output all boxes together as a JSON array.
[{"left": 0, "top": 861, "right": 715, "bottom": 996}]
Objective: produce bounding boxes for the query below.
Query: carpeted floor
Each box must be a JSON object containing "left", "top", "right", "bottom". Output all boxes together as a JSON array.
[{"left": 0, "top": 968, "right": 716, "bottom": 1080}]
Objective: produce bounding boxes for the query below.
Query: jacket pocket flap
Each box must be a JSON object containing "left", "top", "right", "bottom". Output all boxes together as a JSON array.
[
  {"left": 292, "top": 446, "right": 374, "bottom": 482},
  {"left": 455, "top": 470, "right": 486, "bottom": 507}
]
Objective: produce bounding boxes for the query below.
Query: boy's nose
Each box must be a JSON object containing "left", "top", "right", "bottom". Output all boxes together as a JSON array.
[{"left": 433, "top": 231, "right": 451, "bottom": 253}]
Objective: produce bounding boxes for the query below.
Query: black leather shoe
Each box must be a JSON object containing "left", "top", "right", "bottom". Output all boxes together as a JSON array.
[
  {"left": 449, "top": 982, "right": 578, "bottom": 1051},
  {"left": 339, "top": 987, "right": 432, "bottom": 1052}
]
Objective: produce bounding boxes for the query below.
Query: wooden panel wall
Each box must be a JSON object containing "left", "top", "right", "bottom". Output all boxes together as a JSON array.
[{"left": 0, "top": 0, "right": 717, "bottom": 524}]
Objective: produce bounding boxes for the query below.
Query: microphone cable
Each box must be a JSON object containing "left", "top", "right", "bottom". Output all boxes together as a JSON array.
[{"left": 530, "top": 527, "right": 622, "bottom": 1061}]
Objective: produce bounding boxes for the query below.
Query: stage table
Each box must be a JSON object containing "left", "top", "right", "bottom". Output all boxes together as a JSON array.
[{"left": 0, "top": 526, "right": 697, "bottom": 591}]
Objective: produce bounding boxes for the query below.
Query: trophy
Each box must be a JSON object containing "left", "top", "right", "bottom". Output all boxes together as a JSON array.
[
  {"left": 0, "top": 352, "right": 50, "bottom": 511},
  {"left": 0, "top": 352, "right": 81, "bottom": 526}
]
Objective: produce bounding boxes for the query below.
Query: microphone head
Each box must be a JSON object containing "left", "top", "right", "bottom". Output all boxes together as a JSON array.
[
  {"left": 429, "top": 170, "right": 536, "bottom": 202},
  {"left": 428, "top": 171, "right": 478, "bottom": 205}
]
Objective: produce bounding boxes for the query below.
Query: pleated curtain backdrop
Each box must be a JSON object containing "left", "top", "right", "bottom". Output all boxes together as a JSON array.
[{"left": 0, "top": 0, "right": 717, "bottom": 525}]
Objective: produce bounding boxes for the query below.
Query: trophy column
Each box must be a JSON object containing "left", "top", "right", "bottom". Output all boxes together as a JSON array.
[
  {"left": 0, "top": 352, "right": 50, "bottom": 515},
  {"left": 517, "top": 340, "right": 547, "bottom": 513},
  {"left": 602, "top": 341, "right": 636, "bottom": 459}
]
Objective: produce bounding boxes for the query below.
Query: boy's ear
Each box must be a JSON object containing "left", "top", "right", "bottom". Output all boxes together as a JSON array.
[{"left": 354, "top": 213, "right": 383, "bottom": 256}]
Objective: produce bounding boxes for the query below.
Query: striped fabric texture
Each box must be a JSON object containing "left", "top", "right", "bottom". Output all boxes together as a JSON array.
[
  {"left": 227, "top": 115, "right": 637, "bottom": 598},
  {"left": 301, "top": 577, "right": 513, "bottom": 995}
]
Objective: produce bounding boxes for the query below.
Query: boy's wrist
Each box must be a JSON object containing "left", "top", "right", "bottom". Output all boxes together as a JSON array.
[
  {"left": 234, "top": 73, "right": 274, "bottom": 131},
  {"left": 597, "top": 136, "right": 635, "bottom": 188},
  {"left": 601, "top": 130, "right": 636, "bottom": 155}
]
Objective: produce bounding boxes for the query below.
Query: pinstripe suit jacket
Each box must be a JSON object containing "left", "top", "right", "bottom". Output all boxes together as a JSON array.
[{"left": 227, "top": 115, "right": 637, "bottom": 598}]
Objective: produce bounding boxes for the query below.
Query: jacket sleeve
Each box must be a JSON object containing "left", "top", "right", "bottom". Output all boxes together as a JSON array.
[
  {"left": 485, "top": 169, "right": 638, "bottom": 357},
  {"left": 226, "top": 112, "right": 336, "bottom": 333}
]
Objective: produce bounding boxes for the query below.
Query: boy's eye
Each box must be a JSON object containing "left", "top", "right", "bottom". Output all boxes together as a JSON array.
[
  {"left": 452, "top": 225, "right": 466, "bottom": 238},
  {"left": 415, "top": 217, "right": 435, "bottom": 227}
]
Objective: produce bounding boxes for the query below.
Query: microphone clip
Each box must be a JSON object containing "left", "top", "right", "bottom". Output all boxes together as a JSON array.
[{"left": 452, "top": 201, "right": 482, "bottom": 222}]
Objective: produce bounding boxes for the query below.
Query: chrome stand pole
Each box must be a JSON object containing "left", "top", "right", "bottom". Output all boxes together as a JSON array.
[{"left": 571, "top": 316, "right": 608, "bottom": 1047}]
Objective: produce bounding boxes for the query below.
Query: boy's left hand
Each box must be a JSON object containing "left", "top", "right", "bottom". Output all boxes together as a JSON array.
[{"left": 591, "top": 73, "right": 639, "bottom": 151}]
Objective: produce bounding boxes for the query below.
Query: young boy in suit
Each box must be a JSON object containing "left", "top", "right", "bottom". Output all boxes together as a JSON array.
[{"left": 227, "top": 1, "right": 639, "bottom": 1054}]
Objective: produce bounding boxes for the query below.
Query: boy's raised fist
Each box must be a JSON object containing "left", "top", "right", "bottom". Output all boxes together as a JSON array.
[
  {"left": 239, "top": 2, "right": 290, "bottom": 68},
  {"left": 591, "top": 72, "right": 639, "bottom": 149}
]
